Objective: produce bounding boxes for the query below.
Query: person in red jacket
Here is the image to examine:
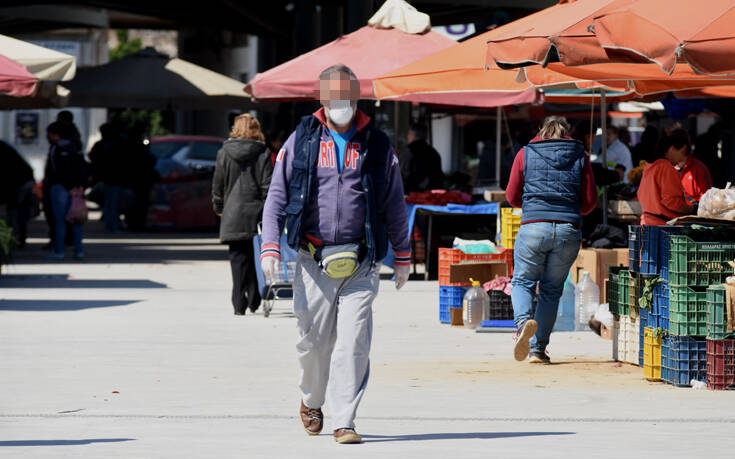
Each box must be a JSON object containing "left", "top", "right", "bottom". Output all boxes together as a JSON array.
[
  {"left": 679, "top": 148, "right": 713, "bottom": 203},
  {"left": 637, "top": 129, "right": 694, "bottom": 226}
]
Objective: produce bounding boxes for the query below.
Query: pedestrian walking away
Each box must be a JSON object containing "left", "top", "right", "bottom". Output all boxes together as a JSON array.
[
  {"left": 260, "top": 64, "right": 410, "bottom": 444},
  {"left": 44, "top": 121, "right": 89, "bottom": 260},
  {"left": 505, "top": 116, "right": 598, "bottom": 364},
  {"left": 213, "top": 113, "right": 273, "bottom": 315},
  {"left": 88, "top": 123, "right": 126, "bottom": 233}
]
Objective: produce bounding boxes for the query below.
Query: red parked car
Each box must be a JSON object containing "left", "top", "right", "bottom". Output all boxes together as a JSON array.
[{"left": 148, "top": 136, "right": 223, "bottom": 230}]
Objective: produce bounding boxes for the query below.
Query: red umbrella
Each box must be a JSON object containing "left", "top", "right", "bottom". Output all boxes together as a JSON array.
[
  {"left": 245, "top": 25, "right": 456, "bottom": 101},
  {"left": 0, "top": 54, "right": 37, "bottom": 98}
]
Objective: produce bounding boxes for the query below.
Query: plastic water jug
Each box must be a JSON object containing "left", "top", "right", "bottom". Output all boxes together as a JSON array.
[
  {"left": 575, "top": 271, "right": 600, "bottom": 331},
  {"left": 553, "top": 273, "right": 576, "bottom": 332},
  {"left": 463, "top": 278, "right": 488, "bottom": 329}
]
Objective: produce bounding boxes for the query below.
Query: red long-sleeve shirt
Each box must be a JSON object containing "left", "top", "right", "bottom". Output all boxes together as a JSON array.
[
  {"left": 680, "top": 155, "right": 713, "bottom": 203},
  {"left": 505, "top": 140, "right": 598, "bottom": 221},
  {"left": 638, "top": 159, "right": 692, "bottom": 226}
]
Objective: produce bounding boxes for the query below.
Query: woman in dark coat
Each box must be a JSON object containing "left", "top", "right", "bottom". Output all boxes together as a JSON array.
[{"left": 212, "top": 114, "right": 273, "bottom": 315}]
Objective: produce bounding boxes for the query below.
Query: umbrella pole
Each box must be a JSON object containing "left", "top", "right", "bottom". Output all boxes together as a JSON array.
[
  {"left": 496, "top": 106, "right": 502, "bottom": 188},
  {"left": 601, "top": 88, "right": 608, "bottom": 226}
]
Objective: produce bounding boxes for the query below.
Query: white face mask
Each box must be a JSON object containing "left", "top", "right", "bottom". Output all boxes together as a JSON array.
[{"left": 326, "top": 100, "right": 355, "bottom": 127}]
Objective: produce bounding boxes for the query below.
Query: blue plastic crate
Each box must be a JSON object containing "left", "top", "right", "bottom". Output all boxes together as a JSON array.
[
  {"left": 661, "top": 335, "right": 707, "bottom": 386},
  {"left": 639, "top": 226, "right": 686, "bottom": 276},
  {"left": 629, "top": 225, "right": 641, "bottom": 273},
  {"left": 660, "top": 227, "right": 686, "bottom": 281},
  {"left": 639, "top": 306, "right": 649, "bottom": 366},
  {"left": 639, "top": 226, "right": 659, "bottom": 275},
  {"left": 639, "top": 318, "right": 645, "bottom": 366},
  {"left": 439, "top": 285, "right": 467, "bottom": 324},
  {"left": 651, "top": 281, "right": 669, "bottom": 331}
]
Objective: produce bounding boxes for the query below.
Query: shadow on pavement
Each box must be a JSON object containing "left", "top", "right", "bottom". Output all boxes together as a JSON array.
[
  {"left": 361, "top": 431, "right": 575, "bottom": 443},
  {"left": 0, "top": 274, "right": 167, "bottom": 289},
  {"left": 0, "top": 438, "right": 135, "bottom": 447},
  {"left": 0, "top": 299, "right": 141, "bottom": 311},
  {"left": 9, "top": 217, "right": 225, "bottom": 265},
  {"left": 11, "top": 241, "right": 225, "bottom": 265}
]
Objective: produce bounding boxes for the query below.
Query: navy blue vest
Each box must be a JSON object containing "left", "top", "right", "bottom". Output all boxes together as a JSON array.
[
  {"left": 522, "top": 139, "right": 586, "bottom": 225},
  {"left": 285, "top": 115, "right": 390, "bottom": 264}
]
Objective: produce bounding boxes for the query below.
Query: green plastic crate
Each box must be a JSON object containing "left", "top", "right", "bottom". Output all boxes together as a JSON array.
[
  {"left": 609, "top": 268, "right": 630, "bottom": 316},
  {"left": 668, "top": 236, "right": 735, "bottom": 287},
  {"left": 707, "top": 285, "right": 733, "bottom": 340},
  {"left": 669, "top": 285, "right": 708, "bottom": 337}
]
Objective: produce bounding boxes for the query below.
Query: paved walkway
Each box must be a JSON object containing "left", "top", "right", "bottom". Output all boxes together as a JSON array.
[{"left": 1, "top": 222, "right": 734, "bottom": 458}]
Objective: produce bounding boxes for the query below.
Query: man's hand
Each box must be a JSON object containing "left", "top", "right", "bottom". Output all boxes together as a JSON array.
[
  {"left": 394, "top": 265, "right": 409, "bottom": 290},
  {"left": 262, "top": 256, "right": 279, "bottom": 282}
]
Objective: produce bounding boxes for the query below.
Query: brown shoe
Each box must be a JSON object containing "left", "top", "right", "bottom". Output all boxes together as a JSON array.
[
  {"left": 299, "top": 401, "right": 323, "bottom": 436},
  {"left": 334, "top": 428, "right": 362, "bottom": 444}
]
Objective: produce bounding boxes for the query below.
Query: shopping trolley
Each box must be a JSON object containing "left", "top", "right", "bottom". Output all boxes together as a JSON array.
[{"left": 253, "top": 230, "right": 299, "bottom": 317}]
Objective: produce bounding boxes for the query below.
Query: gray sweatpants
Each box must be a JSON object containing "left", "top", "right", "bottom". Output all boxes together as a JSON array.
[{"left": 293, "top": 250, "right": 380, "bottom": 430}]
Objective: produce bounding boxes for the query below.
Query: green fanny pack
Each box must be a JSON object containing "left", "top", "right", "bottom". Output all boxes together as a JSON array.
[{"left": 308, "top": 242, "right": 363, "bottom": 279}]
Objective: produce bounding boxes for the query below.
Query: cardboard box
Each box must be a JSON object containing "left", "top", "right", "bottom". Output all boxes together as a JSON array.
[
  {"left": 726, "top": 283, "right": 735, "bottom": 334},
  {"left": 483, "top": 190, "right": 507, "bottom": 203},
  {"left": 609, "top": 200, "right": 642, "bottom": 217},
  {"left": 600, "top": 322, "right": 613, "bottom": 340},
  {"left": 570, "top": 248, "right": 629, "bottom": 303},
  {"left": 449, "top": 262, "right": 508, "bottom": 284}
]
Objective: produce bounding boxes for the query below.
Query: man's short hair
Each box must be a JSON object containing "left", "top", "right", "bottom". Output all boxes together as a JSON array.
[
  {"left": 409, "top": 123, "right": 428, "bottom": 140},
  {"left": 57, "top": 110, "right": 74, "bottom": 124},
  {"left": 47, "top": 121, "right": 70, "bottom": 137},
  {"left": 319, "top": 64, "right": 358, "bottom": 82}
]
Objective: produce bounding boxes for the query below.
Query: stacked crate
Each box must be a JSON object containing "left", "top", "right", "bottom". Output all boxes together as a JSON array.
[
  {"left": 500, "top": 208, "right": 522, "bottom": 249},
  {"left": 662, "top": 229, "right": 735, "bottom": 387},
  {"left": 609, "top": 266, "right": 640, "bottom": 365},
  {"left": 627, "top": 226, "right": 687, "bottom": 369},
  {"left": 437, "top": 248, "right": 514, "bottom": 324},
  {"left": 643, "top": 327, "right": 663, "bottom": 381},
  {"left": 706, "top": 285, "right": 735, "bottom": 390}
]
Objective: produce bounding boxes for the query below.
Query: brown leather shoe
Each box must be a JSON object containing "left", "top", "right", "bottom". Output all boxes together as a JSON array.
[
  {"left": 333, "top": 428, "right": 362, "bottom": 444},
  {"left": 299, "top": 401, "right": 323, "bottom": 436}
]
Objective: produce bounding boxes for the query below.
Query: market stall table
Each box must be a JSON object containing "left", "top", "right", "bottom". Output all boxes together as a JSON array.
[{"left": 405, "top": 202, "right": 499, "bottom": 280}]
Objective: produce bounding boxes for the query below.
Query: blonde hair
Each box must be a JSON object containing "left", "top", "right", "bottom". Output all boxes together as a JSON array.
[
  {"left": 230, "top": 113, "right": 265, "bottom": 141},
  {"left": 537, "top": 116, "right": 570, "bottom": 139}
]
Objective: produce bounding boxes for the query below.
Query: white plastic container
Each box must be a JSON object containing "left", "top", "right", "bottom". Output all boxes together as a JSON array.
[
  {"left": 553, "top": 273, "right": 576, "bottom": 332},
  {"left": 575, "top": 271, "right": 600, "bottom": 331},
  {"left": 463, "top": 278, "right": 488, "bottom": 329}
]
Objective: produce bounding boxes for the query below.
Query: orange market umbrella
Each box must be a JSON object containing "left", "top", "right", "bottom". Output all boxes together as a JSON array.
[
  {"left": 372, "top": 19, "right": 640, "bottom": 107},
  {"left": 592, "top": 0, "right": 735, "bottom": 75},
  {"left": 372, "top": 31, "right": 538, "bottom": 107},
  {"left": 485, "top": 0, "right": 637, "bottom": 70},
  {"left": 525, "top": 62, "right": 735, "bottom": 95}
]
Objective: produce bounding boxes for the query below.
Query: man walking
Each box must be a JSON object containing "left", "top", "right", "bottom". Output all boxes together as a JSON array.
[{"left": 260, "top": 64, "right": 410, "bottom": 444}]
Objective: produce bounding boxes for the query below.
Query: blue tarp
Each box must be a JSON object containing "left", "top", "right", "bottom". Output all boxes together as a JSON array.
[{"left": 383, "top": 202, "right": 499, "bottom": 269}]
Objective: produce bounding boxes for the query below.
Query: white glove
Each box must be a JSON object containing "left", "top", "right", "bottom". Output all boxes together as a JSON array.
[
  {"left": 261, "top": 256, "right": 279, "bottom": 282},
  {"left": 394, "top": 264, "right": 410, "bottom": 290}
]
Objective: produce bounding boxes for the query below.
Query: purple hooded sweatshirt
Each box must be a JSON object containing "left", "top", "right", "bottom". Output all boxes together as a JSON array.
[{"left": 260, "top": 108, "right": 411, "bottom": 266}]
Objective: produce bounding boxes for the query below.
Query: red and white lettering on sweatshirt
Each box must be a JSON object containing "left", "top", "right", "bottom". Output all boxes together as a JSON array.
[{"left": 317, "top": 141, "right": 361, "bottom": 170}]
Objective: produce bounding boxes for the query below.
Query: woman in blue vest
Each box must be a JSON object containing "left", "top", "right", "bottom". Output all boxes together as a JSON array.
[{"left": 505, "top": 117, "right": 598, "bottom": 364}]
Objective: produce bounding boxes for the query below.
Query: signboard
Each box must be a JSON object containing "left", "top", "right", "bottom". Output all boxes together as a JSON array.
[
  {"left": 30, "top": 40, "right": 81, "bottom": 63},
  {"left": 15, "top": 112, "right": 39, "bottom": 145},
  {"left": 431, "top": 24, "right": 476, "bottom": 41}
]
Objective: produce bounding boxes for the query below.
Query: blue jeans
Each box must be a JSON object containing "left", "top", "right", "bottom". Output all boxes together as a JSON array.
[
  {"left": 50, "top": 184, "right": 83, "bottom": 255},
  {"left": 103, "top": 184, "right": 122, "bottom": 232},
  {"left": 511, "top": 222, "right": 581, "bottom": 353}
]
